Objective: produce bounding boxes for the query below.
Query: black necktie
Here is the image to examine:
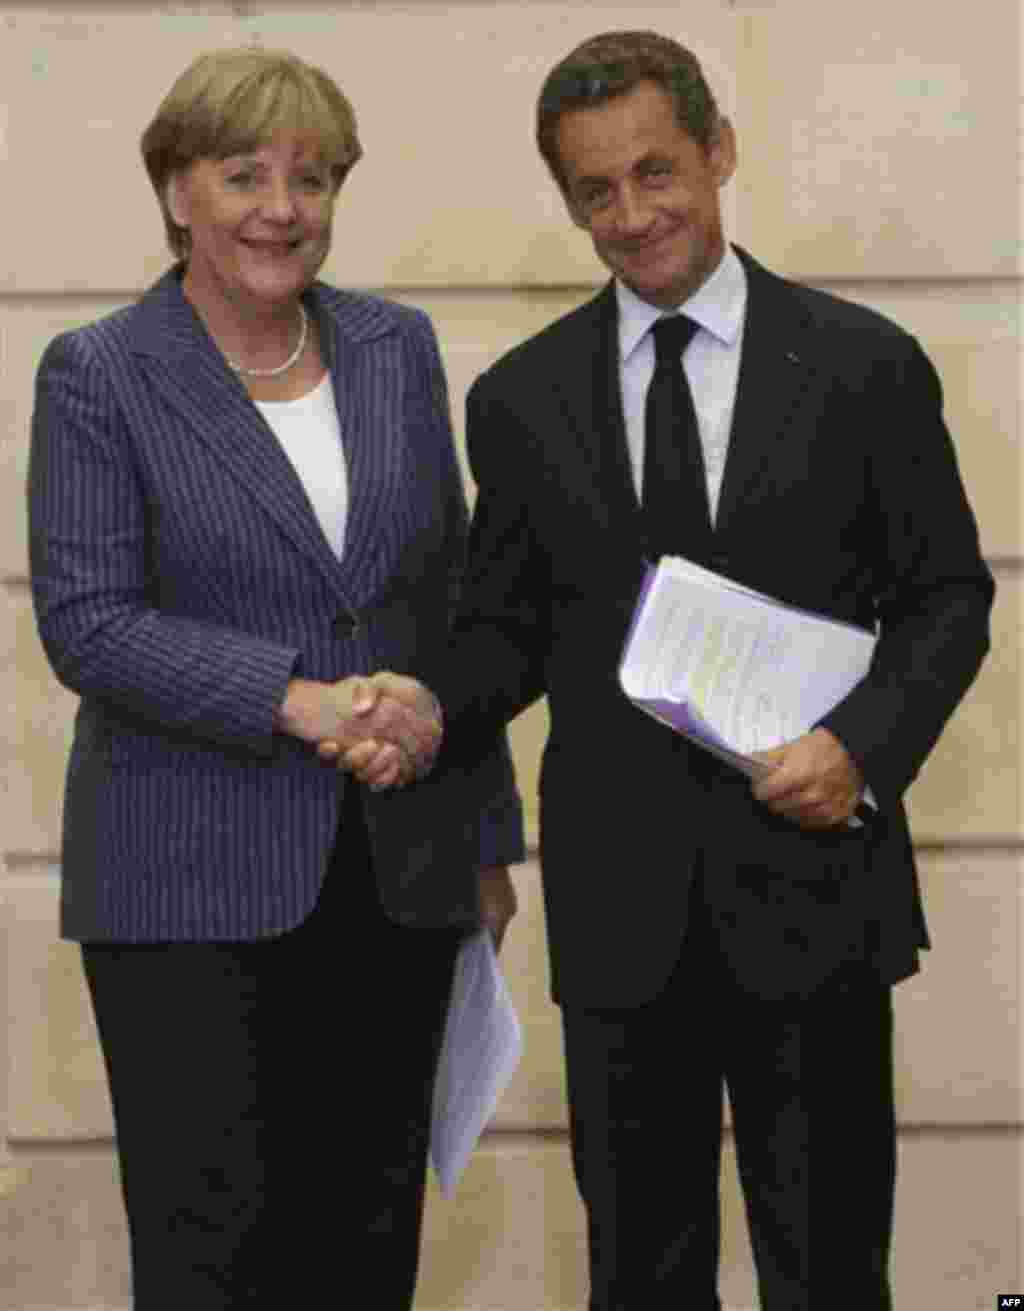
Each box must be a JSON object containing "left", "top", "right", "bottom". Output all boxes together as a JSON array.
[{"left": 642, "top": 315, "right": 712, "bottom": 561}]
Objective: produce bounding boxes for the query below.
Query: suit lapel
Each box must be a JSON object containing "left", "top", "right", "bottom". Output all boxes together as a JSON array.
[
  {"left": 714, "top": 248, "right": 819, "bottom": 537},
  {"left": 545, "top": 256, "right": 822, "bottom": 559},
  {"left": 547, "top": 283, "right": 645, "bottom": 549}
]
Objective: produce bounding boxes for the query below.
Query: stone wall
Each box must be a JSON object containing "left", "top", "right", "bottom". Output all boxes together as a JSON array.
[{"left": 1, "top": 3, "right": 1019, "bottom": 1306}]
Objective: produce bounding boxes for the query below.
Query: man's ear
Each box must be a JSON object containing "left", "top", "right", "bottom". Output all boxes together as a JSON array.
[{"left": 709, "top": 117, "right": 737, "bottom": 188}]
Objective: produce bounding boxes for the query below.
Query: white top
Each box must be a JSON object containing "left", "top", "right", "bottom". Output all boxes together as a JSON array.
[
  {"left": 255, "top": 373, "right": 348, "bottom": 559},
  {"left": 616, "top": 246, "right": 747, "bottom": 523}
]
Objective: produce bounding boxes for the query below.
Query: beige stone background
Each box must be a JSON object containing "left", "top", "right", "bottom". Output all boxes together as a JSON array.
[{"left": 0, "top": 1, "right": 1020, "bottom": 1307}]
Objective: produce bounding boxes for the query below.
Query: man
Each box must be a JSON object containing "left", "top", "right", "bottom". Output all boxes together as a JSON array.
[{"left": 343, "top": 29, "right": 993, "bottom": 1309}]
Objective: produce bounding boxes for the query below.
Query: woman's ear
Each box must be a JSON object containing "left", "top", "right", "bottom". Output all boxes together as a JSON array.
[{"left": 165, "top": 173, "right": 188, "bottom": 228}]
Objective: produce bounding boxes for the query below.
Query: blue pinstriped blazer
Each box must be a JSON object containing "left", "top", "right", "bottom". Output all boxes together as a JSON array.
[{"left": 29, "top": 267, "right": 524, "bottom": 942}]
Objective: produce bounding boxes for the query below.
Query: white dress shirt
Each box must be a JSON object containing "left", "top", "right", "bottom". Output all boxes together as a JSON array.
[
  {"left": 255, "top": 373, "right": 348, "bottom": 560},
  {"left": 616, "top": 245, "right": 747, "bottom": 524}
]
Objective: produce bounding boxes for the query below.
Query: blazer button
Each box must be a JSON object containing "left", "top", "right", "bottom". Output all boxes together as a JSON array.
[{"left": 332, "top": 613, "right": 359, "bottom": 638}]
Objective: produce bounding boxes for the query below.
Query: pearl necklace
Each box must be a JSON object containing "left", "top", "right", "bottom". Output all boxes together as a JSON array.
[{"left": 225, "top": 304, "right": 308, "bottom": 378}]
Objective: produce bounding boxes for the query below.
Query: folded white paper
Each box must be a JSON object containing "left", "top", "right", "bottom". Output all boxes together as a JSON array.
[
  {"left": 620, "top": 557, "right": 877, "bottom": 801},
  {"left": 430, "top": 929, "right": 523, "bottom": 1198}
]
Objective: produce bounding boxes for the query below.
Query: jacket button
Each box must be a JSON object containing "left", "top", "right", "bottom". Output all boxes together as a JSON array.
[{"left": 333, "top": 613, "right": 359, "bottom": 638}]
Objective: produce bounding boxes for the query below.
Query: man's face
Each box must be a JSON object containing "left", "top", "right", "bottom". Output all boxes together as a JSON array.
[{"left": 555, "top": 78, "right": 736, "bottom": 309}]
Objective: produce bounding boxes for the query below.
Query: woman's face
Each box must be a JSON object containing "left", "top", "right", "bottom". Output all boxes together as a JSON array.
[{"left": 171, "top": 131, "right": 337, "bottom": 316}]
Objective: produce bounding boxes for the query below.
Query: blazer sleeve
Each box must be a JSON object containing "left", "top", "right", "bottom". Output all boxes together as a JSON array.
[
  {"left": 434, "top": 373, "right": 552, "bottom": 763},
  {"left": 28, "top": 329, "right": 299, "bottom": 754},
  {"left": 818, "top": 334, "right": 994, "bottom": 808},
  {"left": 411, "top": 314, "right": 526, "bottom": 868}
]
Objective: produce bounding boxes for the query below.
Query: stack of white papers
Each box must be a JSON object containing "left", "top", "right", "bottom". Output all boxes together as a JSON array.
[
  {"left": 619, "top": 557, "right": 876, "bottom": 780},
  {"left": 429, "top": 930, "right": 522, "bottom": 1198}
]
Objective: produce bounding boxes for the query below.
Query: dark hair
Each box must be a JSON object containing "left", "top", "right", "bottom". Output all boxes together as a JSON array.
[{"left": 537, "top": 31, "right": 720, "bottom": 196}]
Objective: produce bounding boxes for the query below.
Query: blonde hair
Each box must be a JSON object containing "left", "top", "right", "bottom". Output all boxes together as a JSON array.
[{"left": 141, "top": 48, "right": 363, "bottom": 258}]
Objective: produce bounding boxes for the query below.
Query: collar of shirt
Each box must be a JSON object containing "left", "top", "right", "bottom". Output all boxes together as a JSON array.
[{"left": 616, "top": 245, "right": 747, "bottom": 365}]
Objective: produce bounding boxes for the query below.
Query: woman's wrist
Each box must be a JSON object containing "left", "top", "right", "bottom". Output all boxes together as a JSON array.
[{"left": 273, "top": 678, "right": 325, "bottom": 741}]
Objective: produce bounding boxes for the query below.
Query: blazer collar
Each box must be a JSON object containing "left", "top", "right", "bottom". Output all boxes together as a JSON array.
[
  {"left": 127, "top": 268, "right": 400, "bottom": 604},
  {"left": 128, "top": 265, "right": 396, "bottom": 359}
]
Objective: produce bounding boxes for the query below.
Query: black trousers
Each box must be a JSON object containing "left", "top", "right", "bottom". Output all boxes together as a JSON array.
[
  {"left": 81, "top": 795, "right": 462, "bottom": 1309},
  {"left": 561, "top": 875, "right": 896, "bottom": 1311}
]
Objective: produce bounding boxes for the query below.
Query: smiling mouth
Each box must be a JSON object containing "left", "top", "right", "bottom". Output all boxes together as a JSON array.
[
  {"left": 242, "top": 239, "right": 302, "bottom": 254},
  {"left": 617, "top": 227, "right": 677, "bottom": 255},
  {"left": 621, "top": 239, "right": 674, "bottom": 266}
]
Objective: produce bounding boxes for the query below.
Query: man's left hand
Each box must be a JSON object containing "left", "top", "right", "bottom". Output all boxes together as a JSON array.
[
  {"left": 750, "top": 727, "right": 863, "bottom": 829},
  {"left": 478, "top": 865, "right": 517, "bottom": 952}
]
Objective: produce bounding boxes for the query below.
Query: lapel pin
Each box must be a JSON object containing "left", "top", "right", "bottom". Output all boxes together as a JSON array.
[{"left": 785, "top": 350, "right": 801, "bottom": 365}]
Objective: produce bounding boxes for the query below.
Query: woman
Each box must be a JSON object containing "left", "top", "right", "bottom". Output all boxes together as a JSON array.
[{"left": 28, "top": 48, "right": 522, "bottom": 1308}]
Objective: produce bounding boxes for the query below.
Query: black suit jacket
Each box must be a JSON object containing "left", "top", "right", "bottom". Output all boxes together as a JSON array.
[{"left": 439, "top": 247, "right": 993, "bottom": 1007}]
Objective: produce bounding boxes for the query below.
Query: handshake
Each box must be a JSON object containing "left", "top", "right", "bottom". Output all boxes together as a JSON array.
[
  {"left": 278, "top": 669, "right": 519, "bottom": 948},
  {"left": 276, "top": 671, "right": 442, "bottom": 790}
]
